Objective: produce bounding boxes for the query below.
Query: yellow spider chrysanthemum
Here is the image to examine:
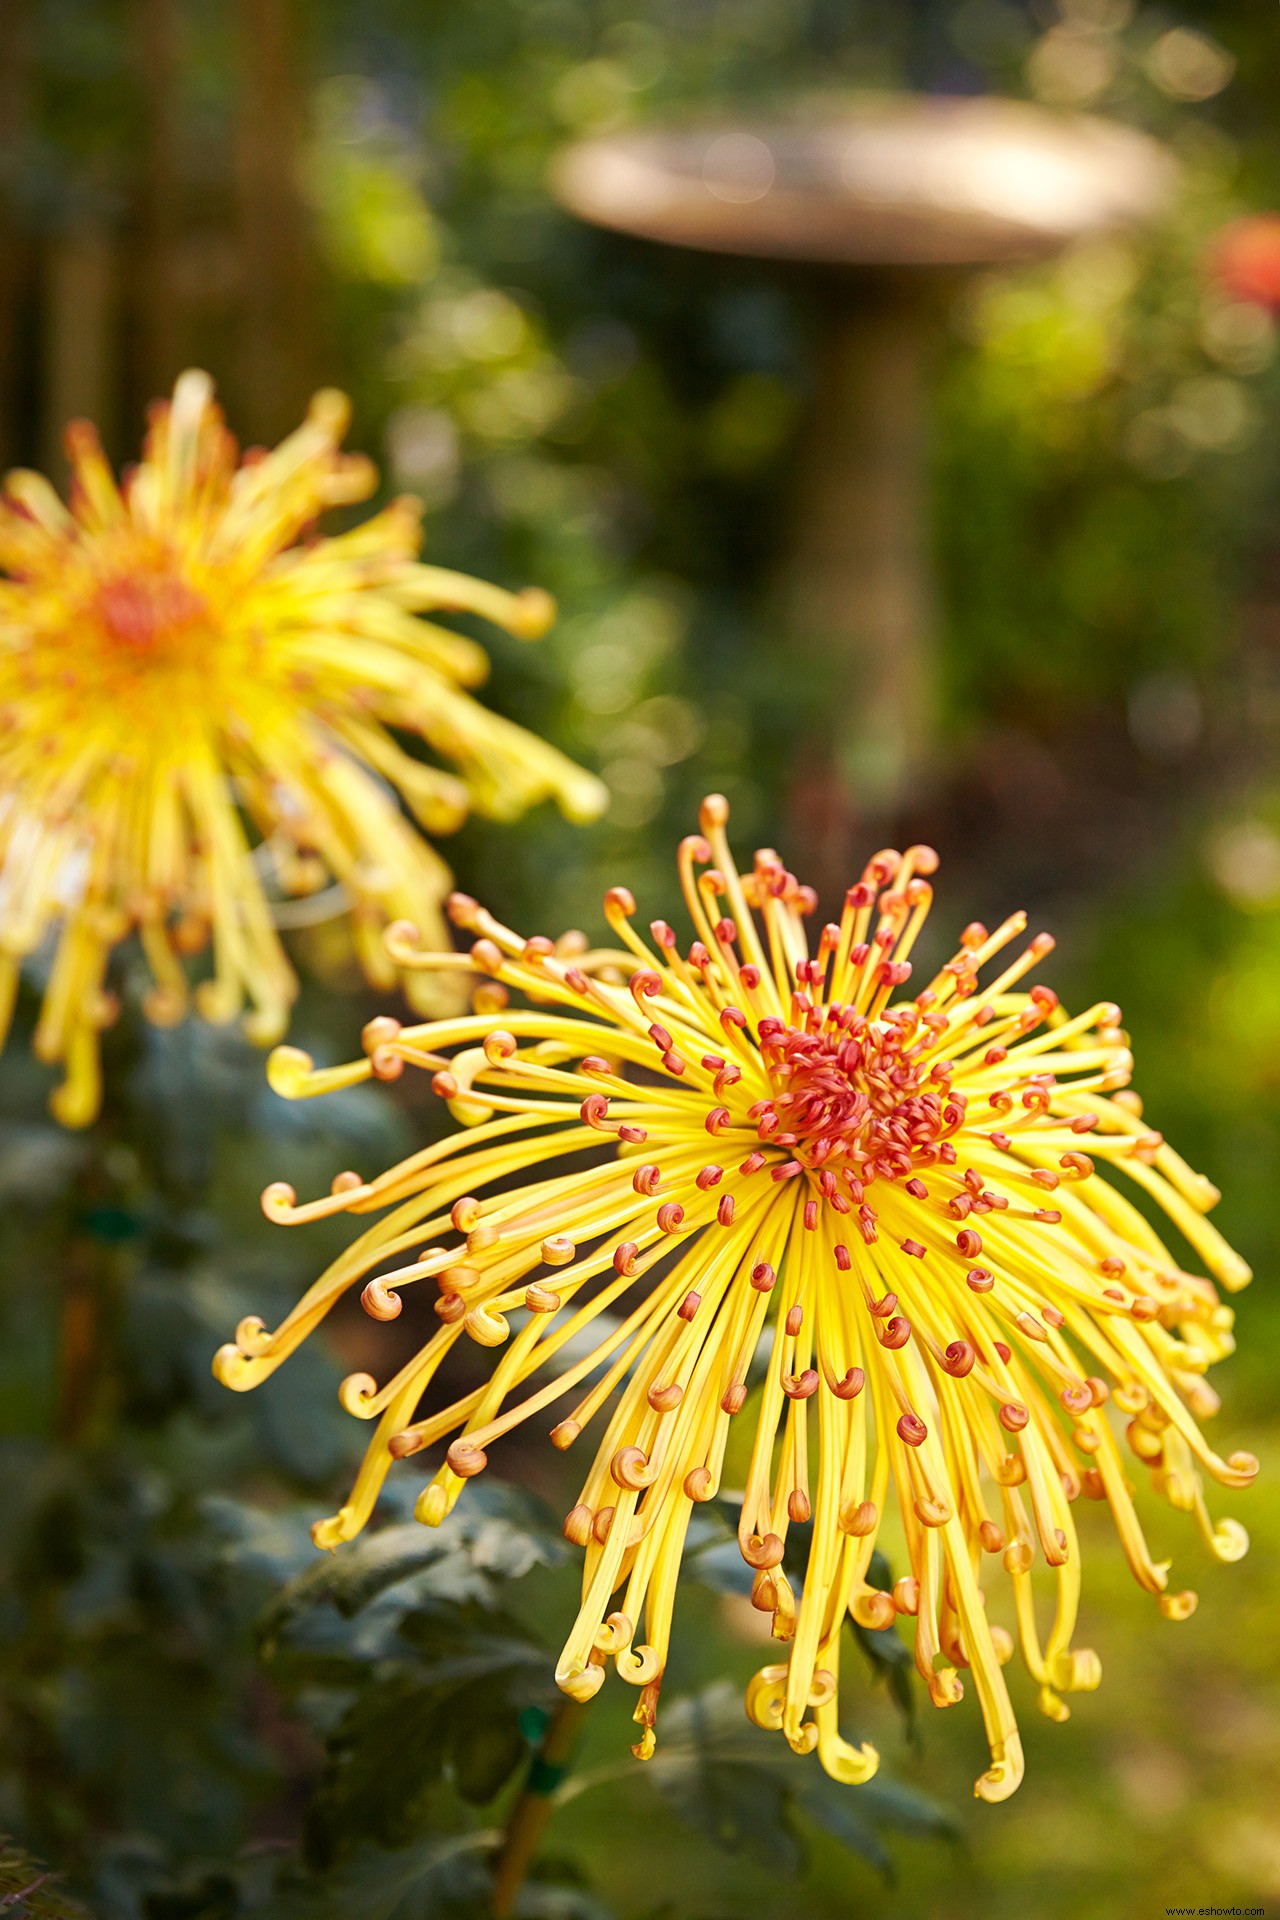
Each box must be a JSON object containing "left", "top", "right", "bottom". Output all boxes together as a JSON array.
[
  {"left": 216, "top": 797, "right": 1256, "bottom": 1803},
  {"left": 0, "top": 370, "right": 604, "bottom": 1125}
]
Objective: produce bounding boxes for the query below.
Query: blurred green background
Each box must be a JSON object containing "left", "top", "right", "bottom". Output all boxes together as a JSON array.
[{"left": 2, "top": 2, "right": 1280, "bottom": 1916}]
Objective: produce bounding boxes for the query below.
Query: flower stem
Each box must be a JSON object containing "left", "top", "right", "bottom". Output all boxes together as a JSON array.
[
  {"left": 491, "top": 1698, "right": 584, "bottom": 1918},
  {"left": 56, "top": 1222, "right": 116, "bottom": 1442}
]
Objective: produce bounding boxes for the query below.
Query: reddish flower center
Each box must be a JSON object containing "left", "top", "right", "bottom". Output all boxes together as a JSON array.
[
  {"left": 94, "top": 570, "right": 208, "bottom": 651},
  {"left": 754, "top": 1010, "right": 964, "bottom": 1186}
]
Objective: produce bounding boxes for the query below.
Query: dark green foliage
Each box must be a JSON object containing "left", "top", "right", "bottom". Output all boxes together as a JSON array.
[
  {"left": 267, "top": 1833, "right": 500, "bottom": 1920},
  {"left": 256, "top": 1491, "right": 566, "bottom": 1649},
  {"left": 0, "top": 1834, "right": 89, "bottom": 1920},
  {"left": 256, "top": 1489, "right": 565, "bottom": 1865},
  {"left": 0, "top": 1012, "right": 936, "bottom": 1920},
  {"left": 854, "top": 1551, "right": 919, "bottom": 1734},
  {"left": 618, "top": 1682, "right": 955, "bottom": 1882}
]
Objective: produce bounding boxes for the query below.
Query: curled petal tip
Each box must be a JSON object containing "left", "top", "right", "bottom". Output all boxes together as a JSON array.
[
  {"left": 510, "top": 585, "right": 556, "bottom": 639},
  {"left": 212, "top": 1342, "right": 257, "bottom": 1390},
  {"left": 311, "top": 1510, "right": 357, "bottom": 1551},
  {"left": 142, "top": 986, "right": 186, "bottom": 1028},
  {"left": 593, "top": 1613, "right": 631, "bottom": 1655},
  {"left": 361, "top": 1278, "right": 403, "bottom": 1321},
  {"left": 243, "top": 1005, "right": 290, "bottom": 1049},
  {"left": 234, "top": 1314, "right": 271, "bottom": 1355},
  {"left": 361, "top": 1014, "right": 402, "bottom": 1055},
  {"left": 338, "top": 1371, "right": 378, "bottom": 1417},
  {"left": 745, "top": 1666, "right": 787, "bottom": 1730},
  {"left": 616, "top": 1643, "right": 660, "bottom": 1685},
  {"left": 929, "top": 1671, "right": 965, "bottom": 1709},
  {"left": 306, "top": 385, "right": 353, "bottom": 438},
  {"left": 446, "top": 1439, "right": 489, "bottom": 1479},
  {"left": 561, "top": 771, "right": 610, "bottom": 825},
  {"left": 266, "top": 1046, "right": 314, "bottom": 1099},
  {"left": 446, "top": 894, "right": 480, "bottom": 928},
  {"left": 1050, "top": 1648, "right": 1101, "bottom": 1693},
  {"left": 1210, "top": 1517, "right": 1249, "bottom": 1562},
  {"left": 974, "top": 1735, "right": 1025, "bottom": 1803},
  {"left": 1161, "top": 1582, "right": 1201, "bottom": 1620},
  {"left": 194, "top": 978, "right": 241, "bottom": 1026},
  {"left": 1159, "top": 1589, "right": 1199, "bottom": 1621},
  {"left": 261, "top": 1181, "right": 298, "bottom": 1222},
  {"left": 384, "top": 920, "right": 428, "bottom": 965},
  {"left": 904, "top": 842, "right": 940, "bottom": 876},
  {"left": 463, "top": 1304, "right": 510, "bottom": 1347},
  {"left": 50, "top": 1075, "right": 97, "bottom": 1130},
  {"left": 817, "top": 1733, "right": 880, "bottom": 1786},
  {"left": 557, "top": 1664, "right": 606, "bottom": 1703}
]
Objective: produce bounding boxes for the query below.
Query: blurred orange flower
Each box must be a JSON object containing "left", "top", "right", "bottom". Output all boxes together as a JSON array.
[
  {"left": 1210, "top": 214, "right": 1280, "bottom": 311},
  {"left": 0, "top": 372, "right": 604, "bottom": 1123},
  {"left": 217, "top": 798, "right": 1255, "bottom": 1802}
]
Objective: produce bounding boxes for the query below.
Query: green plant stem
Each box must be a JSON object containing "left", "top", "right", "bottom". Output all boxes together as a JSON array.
[
  {"left": 491, "top": 1698, "right": 584, "bottom": 1918},
  {"left": 55, "top": 1232, "right": 108, "bottom": 1444}
]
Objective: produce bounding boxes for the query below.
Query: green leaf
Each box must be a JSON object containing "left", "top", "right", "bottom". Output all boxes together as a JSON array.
[
  {"left": 258, "top": 1484, "right": 564, "bottom": 1655},
  {"left": 303, "top": 1645, "right": 543, "bottom": 1865},
  {"left": 842, "top": 1772, "right": 961, "bottom": 1842},
  {"left": 590, "top": 1683, "right": 953, "bottom": 1885},
  {"left": 642, "top": 1686, "right": 805, "bottom": 1876},
  {"left": 794, "top": 1767, "right": 959, "bottom": 1882},
  {"left": 451, "top": 1707, "right": 526, "bottom": 1807},
  {"left": 850, "top": 1554, "right": 916, "bottom": 1728},
  {"left": 303, "top": 1670, "right": 452, "bottom": 1863},
  {"left": 851, "top": 1618, "right": 917, "bottom": 1732},
  {"left": 267, "top": 1831, "right": 498, "bottom": 1920},
  {"left": 790, "top": 1783, "right": 893, "bottom": 1880}
]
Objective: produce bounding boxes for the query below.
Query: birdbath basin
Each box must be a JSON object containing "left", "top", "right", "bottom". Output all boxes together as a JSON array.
[{"left": 553, "top": 97, "right": 1176, "bottom": 839}]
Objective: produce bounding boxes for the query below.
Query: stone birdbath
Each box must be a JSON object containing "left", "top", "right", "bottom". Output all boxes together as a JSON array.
[{"left": 552, "top": 96, "right": 1175, "bottom": 842}]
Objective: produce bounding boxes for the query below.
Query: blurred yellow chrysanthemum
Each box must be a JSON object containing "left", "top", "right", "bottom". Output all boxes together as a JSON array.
[
  {"left": 0, "top": 370, "right": 605, "bottom": 1125},
  {"left": 216, "top": 797, "right": 1256, "bottom": 1802}
]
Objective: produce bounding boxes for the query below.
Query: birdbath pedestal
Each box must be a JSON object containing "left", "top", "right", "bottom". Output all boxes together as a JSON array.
[{"left": 553, "top": 98, "right": 1174, "bottom": 842}]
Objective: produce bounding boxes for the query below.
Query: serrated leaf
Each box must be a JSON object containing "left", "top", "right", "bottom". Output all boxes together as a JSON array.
[
  {"left": 259, "top": 1485, "right": 564, "bottom": 1654},
  {"left": 652, "top": 1753, "right": 804, "bottom": 1877},
  {"left": 794, "top": 1718, "right": 958, "bottom": 1876},
  {"left": 852, "top": 1619, "right": 917, "bottom": 1731},
  {"left": 580, "top": 1683, "right": 953, "bottom": 1885},
  {"left": 791, "top": 1780, "right": 893, "bottom": 1879},
  {"left": 261, "top": 1526, "right": 452, "bottom": 1645},
  {"left": 267, "top": 1830, "right": 498, "bottom": 1920},
  {"left": 642, "top": 1686, "right": 805, "bottom": 1876},
  {"left": 304, "top": 1648, "right": 541, "bottom": 1864},
  {"left": 842, "top": 1772, "right": 961, "bottom": 1842},
  {"left": 304, "top": 1671, "right": 451, "bottom": 1864}
]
